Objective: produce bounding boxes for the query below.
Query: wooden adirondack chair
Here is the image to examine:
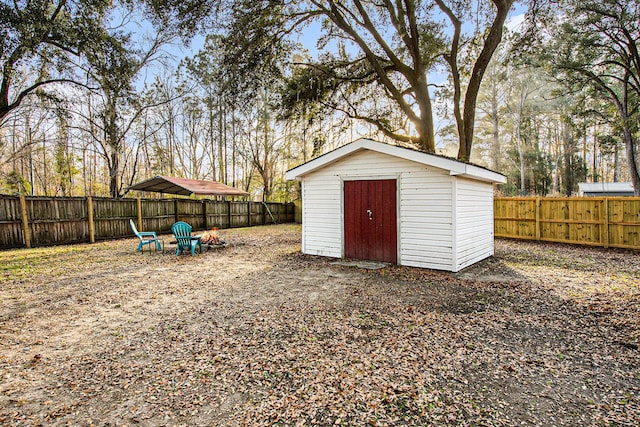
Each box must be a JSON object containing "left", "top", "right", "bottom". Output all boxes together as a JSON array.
[
  {"left": 129, "top": 219, "right": 162, "bottom": 252},
  {"left": 171, "top": 221, "right": 202, "bottom": 256}
]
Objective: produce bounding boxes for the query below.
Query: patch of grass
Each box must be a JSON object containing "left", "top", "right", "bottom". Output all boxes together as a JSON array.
[
  {"left": 0, "top": 247, "right": 78, "bottom": 283},
  {"left": 0, "top": 243, "right": 112, "bottom": 285}
]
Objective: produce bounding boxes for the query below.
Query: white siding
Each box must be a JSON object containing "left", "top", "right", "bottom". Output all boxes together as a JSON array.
[
  {"left": 301, "top": 150, "right": 457, "bottom": 270},
  {"left": 399, "top": 170, "right": 454, "bottom": 270},
  {"left": 454, "top": 178, "right": 495, "bottom": 271},
  {"left": 301, "top": 175, "right": 342, "bottom": 258}
]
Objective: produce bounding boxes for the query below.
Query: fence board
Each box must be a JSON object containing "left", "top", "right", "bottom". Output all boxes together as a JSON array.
[
  {"left": 140, "top": 199, "right": 175, "bottom": 233},
  {"left": 0, "top": 195, "right": 295, "bottom": 249},
  {"left": 495, "top": 197, "right": 640, "bottom": 250},
  {"left": 249, "top": 202, "right": 261, "bottom": 226},
  {"left": 493, "top": 198, "right": 536, "bottom": 240},
  {"left": 93, "top": 198, "right": 137, "bottom": 240},
  {"left": 0, "top": 196, "right": 23, "bottom": 249},
  {"left": 26, "top": 197, "right": 89, "bottom": 246},
  {"left": 203, "top": 200, "right": 229, "bottom": 229},
  {"left": 264, "top": 202, "right": 289, "bottom": 224},
  {"left": 177, "top": 200, "right": 205, "bottom": 230},
  {"left": 229, "top": 202, "right": 245, "bottom": 228}
]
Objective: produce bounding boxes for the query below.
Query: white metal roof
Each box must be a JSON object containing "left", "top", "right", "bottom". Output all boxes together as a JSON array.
[
  {"left": 285, "top": 138, "right": 507, "bottom": 184},
  {"left": 578, "top": 182, "right": 634, "bottom": 194}
]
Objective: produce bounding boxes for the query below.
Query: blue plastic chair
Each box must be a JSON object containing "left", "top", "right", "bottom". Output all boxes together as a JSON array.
[
  {"left": 171, "top": 221, "right": 202, "bottom": 256},
  {"left": 129, "top": 219, "right": 162, "bottom": 252}
]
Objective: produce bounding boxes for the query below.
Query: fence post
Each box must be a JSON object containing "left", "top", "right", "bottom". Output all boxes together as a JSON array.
[
  {"left": 137, "top": 197, "right": 143, "bottom": 231},
  {"left": 87, "top": 196, "right": 95, "bottom": 243},
  {"left": 174, "top": 199, "right": 179, "bottom": 223},
  {"left": 262, "top": 202, "right": 267, "bottom": 225},
  {"left": 603, "top": 197, "right": 609, "bottom": 248},
  {"left": 227, "top": 200, "right": 232, "bottom": 228},
  {"left": 535, "top": 197, "right": 541, "bottom": 241},
  {"left": 19, "top": 194, "right": 31, "bottom": 249},
  {"left": 247, "top": 202, "right": 251, "bottom": 226},
  {"left": 203, "top": 200, "right": 208, "bottom": 230}
]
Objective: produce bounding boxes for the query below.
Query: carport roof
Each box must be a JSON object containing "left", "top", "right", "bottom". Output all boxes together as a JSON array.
[{"left": 126, "top": 176, "right": 249, "bottom": 197}]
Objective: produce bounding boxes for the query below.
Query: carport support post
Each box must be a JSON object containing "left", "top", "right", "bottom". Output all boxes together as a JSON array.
[
  {"left": 19, "top": 194, "right": 31, "bottom": 249},
  {"left": 87, "top": 196, "right": 95, "bottom": 243}
]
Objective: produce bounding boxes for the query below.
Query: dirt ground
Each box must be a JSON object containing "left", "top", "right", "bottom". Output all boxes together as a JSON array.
[{"left": 1, "top": 224, "right": 639, "bottom": 426}]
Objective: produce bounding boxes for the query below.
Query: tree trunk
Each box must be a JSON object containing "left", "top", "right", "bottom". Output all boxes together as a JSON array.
[
  {"left": 456, "top": 0, "right": 514, "bottom": 161},
  {"left": 413, "top": 73, "right": 436, "bottom": 153},
  {"left": 231, "top": 109, "right": 237, "bottom": 188},
  {"left": 609, "top": 76, "right": 640, "bottom": 195},
  {"left": 208, "top": 95, "right": 217, "bottom": 181},
  {"left": 491, "top": 85, "right": 501, "bottom": 171},
  {"left": 515, "top": 128, "right": 526, "bottom": 195},
  {"left": 415, "top": 118, "right": 436, "bottom": 153},
  {"left": 512, "top": 79, "right": 528, "bottom": 195},
  {"left": 562, "top": 122, "right": 573, "bottom": 196},
  {"left": 104, "top": 98, "right": 121, "bottom": 198},
  {"left": 623, "top": 127, "right": 640, "bottom": 195},
  {"left": 592, "top": 128, "right": 598, "bottom": 182},
  {"left": 613, "top": 144, "right": 619, "bottom": 182},
  {"left": 218, "top": 94, "right": 225, "bottom": 183},
  {"left": 110, "top": 151, "right": 119, "bottom": 198}
]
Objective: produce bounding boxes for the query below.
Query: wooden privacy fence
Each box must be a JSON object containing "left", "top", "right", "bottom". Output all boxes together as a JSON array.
[
  {"left": 494, "top": 197, "right": 640, "bottom": 250},
  {"left": 0, "top": 195, "right": 295, "bottom": 249}
]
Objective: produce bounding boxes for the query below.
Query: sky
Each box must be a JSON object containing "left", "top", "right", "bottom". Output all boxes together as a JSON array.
[{"left": 134, "top": 4, "right": 529, "bottom": 150}]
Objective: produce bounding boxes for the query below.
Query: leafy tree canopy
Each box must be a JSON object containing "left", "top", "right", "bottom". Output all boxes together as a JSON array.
[
  {"left": 520, "top": 0, "right": 640, "bottom": 193},
  {"left": 0, "top": 0, "right": 114, "bottom": 123},
  {"left": 148, "top": 0, "right": 517, "bottom": 159}
]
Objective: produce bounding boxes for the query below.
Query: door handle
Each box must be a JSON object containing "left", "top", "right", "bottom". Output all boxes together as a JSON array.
[{"left": 367, "top": 209, "right": 373, "bottom": 220}]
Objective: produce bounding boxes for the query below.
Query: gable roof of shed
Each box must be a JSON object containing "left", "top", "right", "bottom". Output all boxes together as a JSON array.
[{"left": 285, "top": 139, "right": 507, "bottom": 184}]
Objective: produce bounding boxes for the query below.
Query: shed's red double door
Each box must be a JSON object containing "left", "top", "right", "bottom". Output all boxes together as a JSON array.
[{"left": 344, "top": 179, "right": 397, "bottom": 264}]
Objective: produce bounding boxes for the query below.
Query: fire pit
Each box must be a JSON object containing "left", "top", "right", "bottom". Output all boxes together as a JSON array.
[{"left": 199, "top": 227, "right": 227, "bottom": 249}]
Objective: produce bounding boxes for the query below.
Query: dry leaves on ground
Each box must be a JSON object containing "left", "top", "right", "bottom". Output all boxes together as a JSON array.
[{"left": 1, "top": 224, "right": 639, "bottom": 426}]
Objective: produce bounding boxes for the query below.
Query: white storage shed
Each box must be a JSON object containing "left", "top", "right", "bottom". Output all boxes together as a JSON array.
[{"left": 285, "top": 139, "right": 507, "bottom": 272}]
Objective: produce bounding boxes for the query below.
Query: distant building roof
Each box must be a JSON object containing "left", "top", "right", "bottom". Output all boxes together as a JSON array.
[{"left": 578, "top": 182, "right": 634, "bottom": 196}]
